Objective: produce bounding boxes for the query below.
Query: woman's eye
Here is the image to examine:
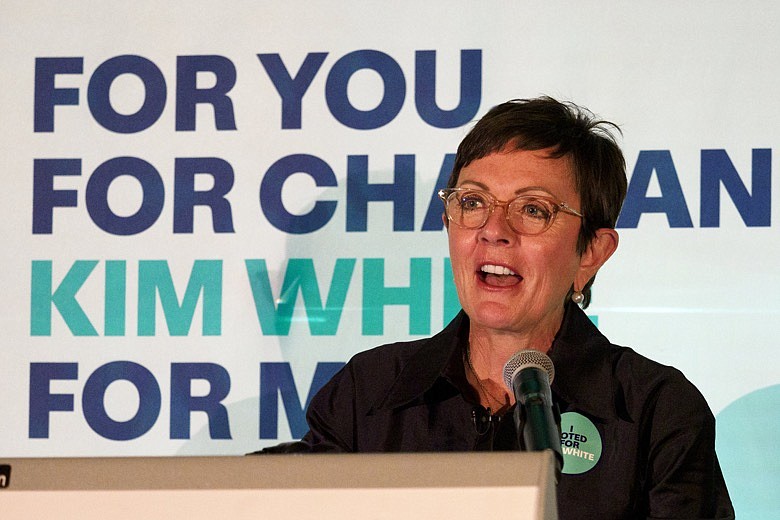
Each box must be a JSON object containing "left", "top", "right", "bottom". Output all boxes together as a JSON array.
[
  {"left": 461, "top": 196, "right": 486, "bottom": 210},
  {"left": 521, "top": 202, "right": 551, "bottom": 220}
]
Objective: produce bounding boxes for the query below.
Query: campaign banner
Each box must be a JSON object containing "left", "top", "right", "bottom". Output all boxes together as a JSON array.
[{"left": 1, "top": 1, "right": 777, "bottom": 516}]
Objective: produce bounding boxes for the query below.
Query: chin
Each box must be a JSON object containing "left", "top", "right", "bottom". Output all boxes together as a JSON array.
[{"left": 466, "top": 301, "right": 524, "bottom": 331}]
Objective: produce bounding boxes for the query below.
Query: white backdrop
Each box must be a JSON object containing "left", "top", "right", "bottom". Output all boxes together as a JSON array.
[{"left": 1, "top": 1, "right": 778, "bottom": 516}]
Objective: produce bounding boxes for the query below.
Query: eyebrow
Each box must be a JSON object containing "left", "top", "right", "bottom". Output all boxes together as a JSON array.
[{"left": 457, "top": 180, "right": 558, "bottom": 198}]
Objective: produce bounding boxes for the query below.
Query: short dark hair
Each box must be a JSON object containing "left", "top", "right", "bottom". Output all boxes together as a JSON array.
[{"left": 448, "top": 96, "right": 627, "bottom": 307}]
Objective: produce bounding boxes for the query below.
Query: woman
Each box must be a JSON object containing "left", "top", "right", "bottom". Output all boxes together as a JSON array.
[{"left": 266, "top": 97, "right": 734, "bottom": 519}]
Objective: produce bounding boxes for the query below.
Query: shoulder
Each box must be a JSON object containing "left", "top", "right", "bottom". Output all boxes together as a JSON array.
[
  {"left": 551, "top": 304, "right": 712, "bottom": 423},
  {"left": 612, "top": 347, "right": 711, "bottom": 417},
  {"left": 342, "top": 311, "right": 465, "bottom": 383},
  {"left": 313, "top": 312, "right": 467, "bottom": 418},
  {"left": 347, "top": 335, "right": 436, "bottom": 368}
]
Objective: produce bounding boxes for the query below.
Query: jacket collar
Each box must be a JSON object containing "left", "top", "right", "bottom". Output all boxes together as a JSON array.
[
  {"left": 377, "top": 301, "right": 618, "bottom": 421},
  {"left": 548, "top": 301, "right": 618, "bottom": 421}
]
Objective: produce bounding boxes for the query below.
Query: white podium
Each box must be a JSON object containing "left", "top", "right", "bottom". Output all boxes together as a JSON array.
[{"left": 0, "top": 451, "right": 558, "bottom": 519}]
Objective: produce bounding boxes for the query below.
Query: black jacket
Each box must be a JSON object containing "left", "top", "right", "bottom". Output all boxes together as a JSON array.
[{"left": 277, "top": 302, "right": 734, "bottom": 519}]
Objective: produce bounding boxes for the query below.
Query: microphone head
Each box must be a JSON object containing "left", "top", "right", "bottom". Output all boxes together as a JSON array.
[{"left": 502, "top": 350, "right": 555, "bottom": 390}]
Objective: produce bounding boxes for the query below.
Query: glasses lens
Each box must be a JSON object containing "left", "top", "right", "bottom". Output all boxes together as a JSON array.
[
  {"left": 507, "top": 197, "right": 555, "bottom": 235},
  {"left": 448, "top": 190, "right": 490, "bottom": 228}
]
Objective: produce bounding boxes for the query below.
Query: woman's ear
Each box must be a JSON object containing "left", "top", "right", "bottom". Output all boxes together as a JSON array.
[{"left": 575, "top": 228, "right": 619, "bottom": 290}]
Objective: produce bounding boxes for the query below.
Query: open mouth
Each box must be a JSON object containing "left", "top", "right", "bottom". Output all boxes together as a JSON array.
[{"left": 478, "top": 264, "right": 522, "bottom": 287}]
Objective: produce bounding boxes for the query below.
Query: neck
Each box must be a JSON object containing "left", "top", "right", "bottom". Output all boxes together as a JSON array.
[
  {"left": 467, "top": 321, "right": 559, "bottom": 381},
  {"left": 463, "top": 307, "right": 565, "bottom": 412}
]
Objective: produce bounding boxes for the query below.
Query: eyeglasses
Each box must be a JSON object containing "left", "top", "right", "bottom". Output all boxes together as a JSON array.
[{"left": 438, "top": 187, "right": 584, "bottom": 236}]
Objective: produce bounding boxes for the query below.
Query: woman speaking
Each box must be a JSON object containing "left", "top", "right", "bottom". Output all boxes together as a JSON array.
[{"left": 262, "top": 97, "right": 734, "bottom": 519}]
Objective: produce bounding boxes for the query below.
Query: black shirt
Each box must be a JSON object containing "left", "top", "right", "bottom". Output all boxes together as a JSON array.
[{"left": 285, "top": 302, "right": 734, "bottom": 519}]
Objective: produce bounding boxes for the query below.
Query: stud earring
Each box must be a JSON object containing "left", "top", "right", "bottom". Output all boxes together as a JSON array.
[{"left": 571, "top": 290, "right": 584, "bottom": 304}]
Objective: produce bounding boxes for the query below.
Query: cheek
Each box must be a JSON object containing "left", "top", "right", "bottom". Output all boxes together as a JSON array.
[
  {"left": 527, "top": 236, "right": 581, "bottom": 280},
  {"left": 447, "top": 228, "right": 468, "bottom": 258},
  {"left": 548, "top": 248, "right": 582, "bottom": 289},
  {"left": 447, "top": 232, "right": 476, "bottom": 277}
]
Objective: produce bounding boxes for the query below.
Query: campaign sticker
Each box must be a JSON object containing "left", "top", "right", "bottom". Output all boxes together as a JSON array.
[{"left": 560, "top": 412, "right": 602, "bottom": 475}]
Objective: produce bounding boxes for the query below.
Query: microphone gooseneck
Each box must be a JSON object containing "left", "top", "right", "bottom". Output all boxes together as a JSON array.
[{"left": 503, "top": 350, "right": 562, "bottom": 480}]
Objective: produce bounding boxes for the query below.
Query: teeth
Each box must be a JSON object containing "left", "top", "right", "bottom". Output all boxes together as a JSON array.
[{"left": 481, "top": 264, "right": 516, "bottom": 276}]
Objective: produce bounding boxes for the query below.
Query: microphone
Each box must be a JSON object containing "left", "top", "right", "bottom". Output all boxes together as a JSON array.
[{"left": 503, "top": 350, "right": 562, "bottom": 479}]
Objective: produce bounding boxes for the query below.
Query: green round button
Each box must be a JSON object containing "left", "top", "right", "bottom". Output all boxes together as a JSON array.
[{"left": 560, "top": 412, "right": 602, "bottom": 474}]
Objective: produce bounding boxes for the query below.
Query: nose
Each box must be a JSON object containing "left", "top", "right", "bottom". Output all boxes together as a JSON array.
[{"left": 478, "top": 204, "right": 515, "bottom": 245}]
